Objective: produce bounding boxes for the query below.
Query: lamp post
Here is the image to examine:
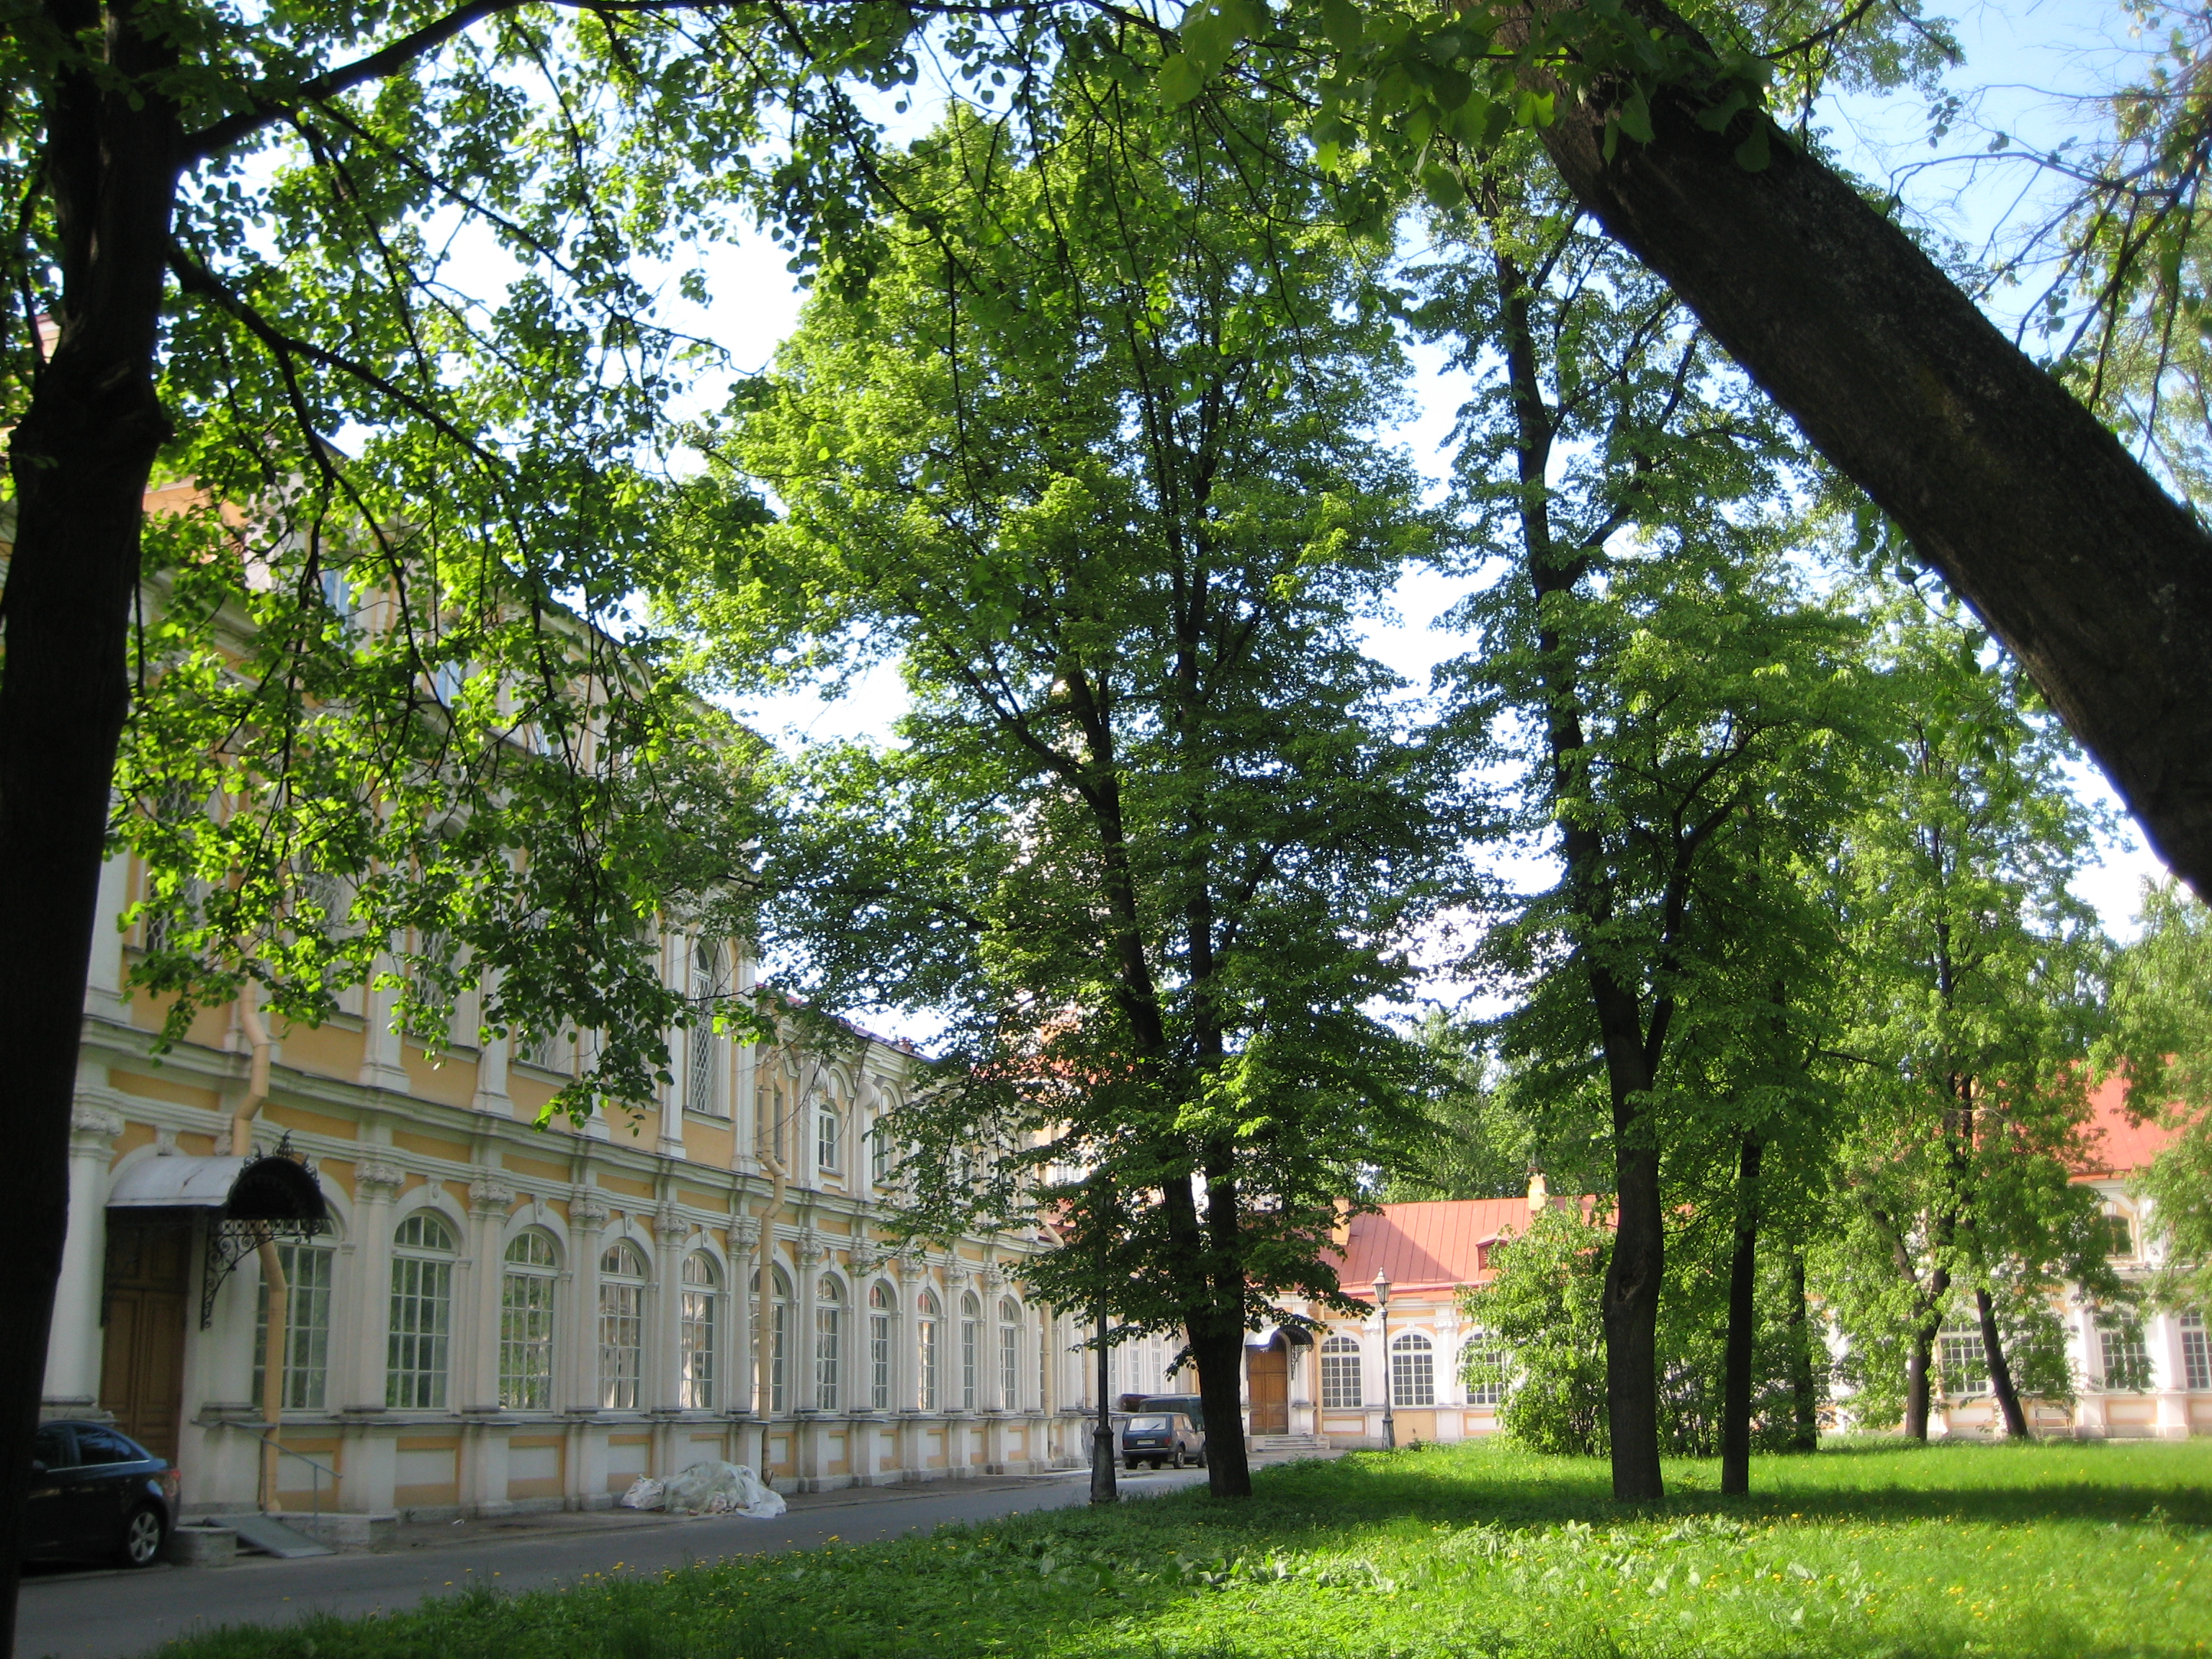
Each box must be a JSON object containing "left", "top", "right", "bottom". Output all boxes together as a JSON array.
[
  {"left": 1089, "top": 1177, "right": 1118, "bottom": 1506},
  {"left": 1374, "top": 1269, "right": 1395, "bottom": 1451}
]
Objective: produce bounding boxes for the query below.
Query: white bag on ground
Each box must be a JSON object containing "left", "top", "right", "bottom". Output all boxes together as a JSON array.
[
  {"left": 618, "top": 1476, "right": 665, "bottom": 1511},
  {"left": 662, "top": 1460, "right": 785, "bottom": 1519}
]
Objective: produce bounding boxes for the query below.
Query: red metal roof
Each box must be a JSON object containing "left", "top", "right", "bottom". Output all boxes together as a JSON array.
[
  {"left": 1334, "top": 1198, "right": 1538, "bottom": 1294},
  {"left": 2075, "top": 1074, "right": 2180, "bottom": 1177}
]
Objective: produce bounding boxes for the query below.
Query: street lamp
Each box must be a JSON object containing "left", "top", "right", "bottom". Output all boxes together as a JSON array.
[{"left": 1373, "top": 1269, "right": 1395, "bottom": 1451}]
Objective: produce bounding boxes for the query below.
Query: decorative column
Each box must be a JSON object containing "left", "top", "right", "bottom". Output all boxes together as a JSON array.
[
  {"left": 471, "top": 971, "right": 511, "bottom": 1115},
  {"left": 652, "top": 1205, "right": 689, "bottom": 1414},
  {"left": 896, "top": 1254, "right": 927, "bottom": 1478},
  {"left": 359, "top": 963, "right": 411, "bottom": 1093},
  {"left": 461, "top": 1173, "right": 516, "bottom": 1409},
  {"left": 727, "top": 1217, "right": 761, "bottom": 1471},
  {"left": 461, "top": 1172, "right": 517, "bottom": 1516},
  {"left": 83, "top": 855, "right": 132, "bottom": 1022},
  {"left": 565, "top": 1190, "right": 611, "bottom": 1414},
  {"left": 792, "top": 1230, "right": 824, "bottom": 1486},
  {"left": 343, "top": 1161, "right": 406, "bottom": 1411},
  {"left": 44, "top": 1101, "right": 123, "bottom": 1412}
]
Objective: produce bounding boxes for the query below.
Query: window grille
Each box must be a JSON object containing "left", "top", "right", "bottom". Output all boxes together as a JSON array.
[
  {"left": 961, "top": 1292, "right": 980, "bottom": 1411},
  {"left": 1320, "top": 1334, "right": 1362, "bottom": 1408},
  {"left": 689, "top": 940, "right": 724, "bottom": 1116},
  {"left": 253, "top": 1241, "right": 335, "bottom": 1411},
  {"left": 679, "top": 1253, "right": 719, "bottom": 1410},
  {"left": 870, "top": 1283, "right": 894, "bottom": 1411},
  {"left": 816, "top": 1276, "right": 842, "bottom": 1411},
  {"left": 387, "top": 1213, "right": 455, "bottom": 1409},
  {"left": 1390, "top": 1331, "right": 1436, "bottom": 1407},
  {"left": 2099, "top": 1318, "right": 2153, "bottom": 1392},
  {"left": 754, "top": 1266, "right": 790, "bottom": 1414},
  {"left": 1462, "top": 1336, "right": 1507, "bottom": 1408},
  {"left": 999, "top": 1298, "right": 1021, "bottom": 1408},
  {"left": 2182, "top": 1310, "right": 2211, "bottom": 1392},
  {"left": 917, "top": 1291, "right": 940, "bottom": 1411},
  {"left": 598, "top": 1239, "right": 648, "bottom": 1411},
  {"left": 1937, "top": 1317, "right": 1989, "bottom": 1395},
  {"left": 500, "top": 1230, "right": 559, "bottom": 1410}
]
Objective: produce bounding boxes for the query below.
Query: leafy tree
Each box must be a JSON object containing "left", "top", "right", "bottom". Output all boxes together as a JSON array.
[
  {"left": 660, "top": 85, "right": 1455, "bottom": 1498},
  {"left": 1812, "top": 590, "right": 2119, "bottom": 1439},
  {"left": 1462, "top": 1202, "right": 1611, "bottom": 1457},
  {"left": 1424, "top": 166, "right": 1870, "bottom": 1499},
  {"left": 2101, "top": 879, "right": 2212, "bottom": 1309}
]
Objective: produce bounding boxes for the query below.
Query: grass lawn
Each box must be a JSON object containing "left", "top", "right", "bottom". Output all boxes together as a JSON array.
[{"left": 155, "top": 1438, "right": 2212, "bottom": 1659}]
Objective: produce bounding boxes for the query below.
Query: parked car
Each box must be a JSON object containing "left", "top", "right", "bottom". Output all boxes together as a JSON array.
[
  {"left": 25, "top": 1421, "right": 176, "bottom": 1568},
  {"left": 1120, "top": 1411, "right": 1206, "bottom": 1470}
]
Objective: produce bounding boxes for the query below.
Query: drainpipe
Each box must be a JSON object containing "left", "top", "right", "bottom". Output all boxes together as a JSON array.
[{"left": 235, "top": 997, "right": 287, "bottom": 1514}]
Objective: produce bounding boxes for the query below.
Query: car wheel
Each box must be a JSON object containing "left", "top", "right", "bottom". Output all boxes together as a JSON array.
[
  {"left": 1125, "top": 1457, "right": 1139, "bottom": 1471},
  {"left": 1171, "top": 1447, "right": 1185, "bottom": 1470},
  {"left": 1149, "top": 1457, "right": 1165, "bottom": 1470},
  {"left": 117, "top": 1505, "right": 165, "bottom": 1568}
]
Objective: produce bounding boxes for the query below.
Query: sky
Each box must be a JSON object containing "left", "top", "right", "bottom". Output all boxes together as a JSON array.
[{"left": 647, "top": 0, "right": 2175, "bottom": 1019}]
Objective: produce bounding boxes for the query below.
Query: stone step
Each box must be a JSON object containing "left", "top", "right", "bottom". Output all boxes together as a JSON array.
[{"left": 213, "top": 1513, "right": 334, "bottom": 1558}]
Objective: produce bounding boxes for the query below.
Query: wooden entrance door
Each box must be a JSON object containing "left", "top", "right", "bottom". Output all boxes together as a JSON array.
[
  {"left": 1247, "top": 1339, "right": 1290, "bottom": 1435},
  {"left": 99, "top": 1215, "right": 193, "bottom": 1465}
]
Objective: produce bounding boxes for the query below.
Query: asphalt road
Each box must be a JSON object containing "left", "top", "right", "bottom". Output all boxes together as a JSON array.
[{"left": 16, "top": 1465, "right": 1212, "bottom": 1659}]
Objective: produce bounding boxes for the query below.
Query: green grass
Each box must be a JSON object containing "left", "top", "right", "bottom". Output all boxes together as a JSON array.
[{"left": 149, "top": 1438, "right": 2212, "bottom": 1659}]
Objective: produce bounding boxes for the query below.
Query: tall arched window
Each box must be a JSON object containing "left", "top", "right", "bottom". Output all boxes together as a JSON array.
[
  {"left": 868, "top": 1282, "right": 895, "bottom": 1411},
  {"left": 752, "top": 1265, "right": 791, "bottom": 1415},
  {"left": 500, "top": 1230, "right": 559, "bottom": 1409},
  {"left": 870, "top": 1118, "right": 894, "bottom": 1187},
  {"left": 960, "top": 1291, "right": 981, "bottom": 1411},
  {"left": 817, "top": 1092, "right": 841, "bottom": 1176},
  {"left": 815, "top": 1275, "right": 842, "bottom": 1411},
  {"left": 1390, "top": 1330, "right": 1435, "bottom": 1407},
  {"left": 1319, "top": 1334, "right": 1361, "bottom": 1409},
  {"left": 917, "top": 1290, "right": 940, "bottom": 1411},
  {"left": 688, "top": 940, "right": 725, "bottom": 1116},
  {"left": 680, "top": 1253, "right": 720, "bottom": 1409},
  {"left": 997, "top": 1298, "right": 1022, "bottom": 1411},
  {"left": 255, "top": 1238, "right": 336, "bottom": 1411},
  {"left": 388, "top": 1212, "right": 456, "bottom": 1409},
  {"left": 597, "top": 1238, "right": 649, "bottom": 1410}
]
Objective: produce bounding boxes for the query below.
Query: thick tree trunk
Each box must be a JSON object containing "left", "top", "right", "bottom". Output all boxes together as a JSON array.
[
  {"left": 1524, "top": 0, "right": 2212, "bottom": 897},
  {"left": 1719, "top": 1135, "right": 1762, "bottom": 1496},
  {"left": 0, "top": 9, "right": 182, "bottom": 1654},
  {"left": 1601, "top": 1125, "right": 1665, "bottom": 1501},
  {"left": 1188, "top": 1321, "right": 1251, "bottom": 1497},
  {"left": 1975, "top": 1285, "right": 2031, "bottom": 1439},
  {"left": 1786, "top": 1249, "right": 1818, "bottom": 1452}
]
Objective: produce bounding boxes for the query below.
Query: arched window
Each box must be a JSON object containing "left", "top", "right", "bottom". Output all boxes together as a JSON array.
[
  {"left": 500, "top": 1229, "right": 559, "bottom": 1410},
  {"left": 870, "top": 1119, "right": 894, "bottom": 1187},
  {"left": 679, "top": 1253, "right": 720, "bottom": 1410},
  {"left": 388, "top": 1212, "right": 456, "bottom": 1409},
  {"left": 815, "top": 1275, "right": 842, "bottom": 1411},
  {"left": 1319, "top": 1334, "right": 1361, "bottom": 1409},
  {"left": 960, "top": 1290, "right": 981, "bottom": 1411},
  {"left": 596, "top": 1238, "right": 649, "bottom": 1411},
  {"left": 998, "top": 1298, "right": 1022, "bottom": 1411},
  {"left": 817, "top": 1093, "right": 841, "bottom": 1176},
  {"left": 1462, "top": 1334, "right": 1507, "bottom": 1408},
  {"left": 688, "top": 940, "right": 725, "bottom": 1116},
  {"left": 2182, "top": 1309, "right": 2211, "bottom": 1391},
  {"left": 255, "top": 1238, "right": 336, "bottom": 1411},
  {"left": 2098, "top": 1316, "right": 2152, "bottom": 1392},
  {"left": 1390, "top": 1330, "right": 1435, "bottom": 1407},
  {"left": 752, "top": 1264, "right": 791, "bottom": 1415},
  {"left": 917, "top": 1290, "right": 941, "bottom": 1411},
  {"left": 868, "top": 1282, "right": 895, "bottom": 1411}
]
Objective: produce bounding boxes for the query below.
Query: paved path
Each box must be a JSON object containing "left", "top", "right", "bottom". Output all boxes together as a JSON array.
[{"left": 16, "top": 1465, "right": 1217, "bottom": 1659}]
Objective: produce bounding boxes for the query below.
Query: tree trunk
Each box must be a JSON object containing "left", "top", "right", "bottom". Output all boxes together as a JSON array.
[
  {"left": 1522, "top": 0, "right": 2212, "bottom": 898},
  {"left": 1901, "top": 1277, "right": 1946, "bottom": 1442},
  {"left": 1601, "top": 1125, "right": 1665, "bottom": 1501},
  {"left": 0, "top": 9, "right": 183, "bottom": 1653},
  {"left": 1975, "top": 1285, "right": 2031, "bottom": 1439},
  {"left": 1786, "top": 1249, "right": 1818, "bottom": 1452},
  {"left": 1719, "top": 1134, "right": 1762, "bottom": 1495},
  {"left": 1188, "top": 1320, "right": 1251, "bottom": 1497}
]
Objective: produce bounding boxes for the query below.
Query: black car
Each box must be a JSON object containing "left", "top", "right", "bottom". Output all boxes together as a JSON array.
[
  {"left": 1120, "top": 1411, "right": 1206, "bottom": 1470},
  {"left": 27, "top": 1421, "right": 176, "bottom": 1568}
]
